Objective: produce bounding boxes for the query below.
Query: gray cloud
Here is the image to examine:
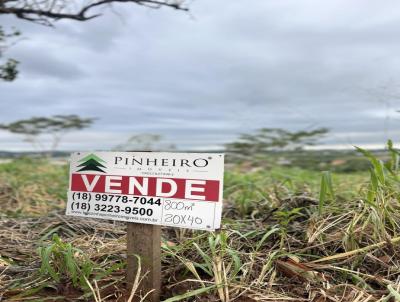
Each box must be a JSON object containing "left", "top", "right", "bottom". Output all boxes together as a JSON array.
[{"left": 1, "top": 0, "right": 400, "bottom": 151}]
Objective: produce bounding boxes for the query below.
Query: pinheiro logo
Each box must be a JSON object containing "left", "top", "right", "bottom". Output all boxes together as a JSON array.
[{"left": 77, "top": 153, "right": 107, "bottom": 173}]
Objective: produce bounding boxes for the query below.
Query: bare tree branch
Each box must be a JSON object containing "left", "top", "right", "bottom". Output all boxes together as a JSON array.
[{"left": 0, "top": 0, "right": 188, "bottom": 25}]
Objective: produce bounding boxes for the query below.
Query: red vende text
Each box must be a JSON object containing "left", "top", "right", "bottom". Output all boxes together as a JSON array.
[{"left": 71, "top": 173, "right": 220, "bottom": 202}]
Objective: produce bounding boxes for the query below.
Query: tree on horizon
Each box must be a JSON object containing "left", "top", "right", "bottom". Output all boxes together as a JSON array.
[{"left": 0, "top": 115, "right": 96, "bottom": 155}]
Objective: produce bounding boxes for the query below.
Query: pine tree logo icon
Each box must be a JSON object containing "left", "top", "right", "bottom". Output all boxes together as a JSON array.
[{"left": 77, "top": 153, "right": 107, "bottom": 173}]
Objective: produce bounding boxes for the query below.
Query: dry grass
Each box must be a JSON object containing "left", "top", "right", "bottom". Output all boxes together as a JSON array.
[{"left": 1, "top": 147, "right": 400, "bottom": 302}]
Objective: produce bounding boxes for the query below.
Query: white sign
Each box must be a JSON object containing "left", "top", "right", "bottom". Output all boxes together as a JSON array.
[{"left": 66, "top": 152, "right": 224, "bottom": 230}]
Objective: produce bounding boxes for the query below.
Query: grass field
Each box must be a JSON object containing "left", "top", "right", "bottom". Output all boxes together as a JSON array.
[{"left": 1, "top": 148, "right": 400, "bottom": 301}]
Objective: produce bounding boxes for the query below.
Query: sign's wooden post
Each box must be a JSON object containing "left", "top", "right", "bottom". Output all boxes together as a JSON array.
[{"left": 126, "top": 222, "right": 161, "bottom": 302}]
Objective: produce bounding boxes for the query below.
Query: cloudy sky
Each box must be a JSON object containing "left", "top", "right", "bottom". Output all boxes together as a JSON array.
[{"left": 1, "top": 0, "right": 400, "bottom": 151}]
